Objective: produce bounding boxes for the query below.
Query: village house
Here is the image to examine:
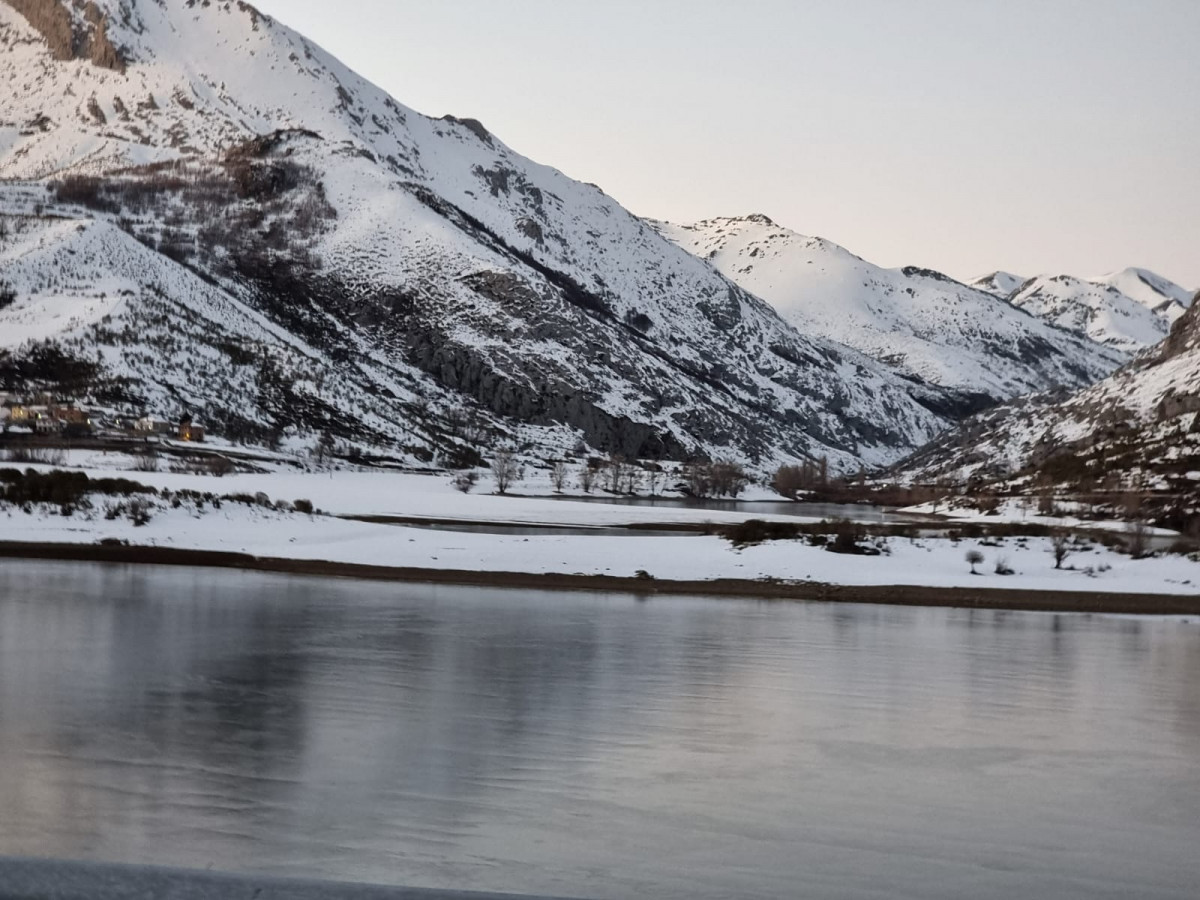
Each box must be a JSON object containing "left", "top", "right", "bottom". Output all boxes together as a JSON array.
[
  {"left": 178, "top": 415, "right": 205, "bottom": 443},
  {"left": 7, "top": 404, "right": 33, "bottom": 424},
  {"left": 134, "top": 416, "right": 173, "bottom": 436},
  {"left": 0, "top": 399, "right": 95, "bottom": 435},
  {"left": 31, "top": 408, "right": 64, "bottom": 434}
]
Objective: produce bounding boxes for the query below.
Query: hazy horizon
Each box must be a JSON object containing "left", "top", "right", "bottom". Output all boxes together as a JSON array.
[{"left": 253, "top": 0, "right": 1200, "bottom": 288}]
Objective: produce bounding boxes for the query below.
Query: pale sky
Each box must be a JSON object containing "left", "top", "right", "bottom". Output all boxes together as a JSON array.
[{"left": 253, "top": 0, "right": 1200, "bottom": 288}]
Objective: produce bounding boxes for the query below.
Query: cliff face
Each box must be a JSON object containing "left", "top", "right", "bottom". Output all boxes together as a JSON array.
[
  {"left": 1160, "top": 294, "right": 1200, "bottom": 362},
  {"left": 3, "top": 0, "right": 125, "bottom": 70}
]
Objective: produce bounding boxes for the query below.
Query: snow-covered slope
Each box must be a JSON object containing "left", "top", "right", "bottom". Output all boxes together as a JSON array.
[
  {"left": 1094, "top": 268, "right": 1193, "bottom": 321},
  {"left": 0, "top": 0, "right": 960, "bottom": 470},
  {"left": 970, "top": 271, "right": 1027, "bottom": 299},
  {"left": 655, "top": 215, "right": 1124, "bottom": 407},
  {"left": 970, "top": 266, "right": 1192, "bottom": 354},
  {"left": 1006, "top": 274, "right": 1181, "bottom": 353},
  {"left": 893, "top": 294, "right": 1200, "bottom": 516}
]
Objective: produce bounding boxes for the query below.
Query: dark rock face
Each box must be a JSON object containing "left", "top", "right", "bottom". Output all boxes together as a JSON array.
[
  {"left": 1161, "top": 295, "right": 1200, "bottom": 361},
  {"left": 3, "top": 0, "right": 126, "bottom": 71}
]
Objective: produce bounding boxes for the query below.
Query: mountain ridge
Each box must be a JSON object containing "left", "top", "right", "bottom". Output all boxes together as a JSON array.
[
  {"left": 0, "top": 0, "right": 960, "bottom": 471},
  {"left": 654, "top": 214, "right": 1126, "bottom": 408}
]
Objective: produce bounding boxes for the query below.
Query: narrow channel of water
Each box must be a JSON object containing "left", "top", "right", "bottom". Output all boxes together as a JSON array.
[{"left": 547, "top": 495, "right": 908, "bottom": 522}]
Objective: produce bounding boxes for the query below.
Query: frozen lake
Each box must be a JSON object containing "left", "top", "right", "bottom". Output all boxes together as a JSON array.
[{"left": 0, "top": 560, "right": 1198, "bottom": 899}]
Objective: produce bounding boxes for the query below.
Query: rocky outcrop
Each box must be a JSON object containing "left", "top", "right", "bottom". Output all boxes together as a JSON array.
[
  {"left": 2, "top": 0, "right": 125, "bottom": 71},
  {"left": 1160, "top": 293, "right": 1200, "bottom": 361}
]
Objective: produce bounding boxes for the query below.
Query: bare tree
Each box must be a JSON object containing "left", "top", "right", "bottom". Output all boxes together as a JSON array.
[
  {"left": 1050, "top": 530, "right": 1072, "bottom": 569},
  {"left": 313, "top": 430, "right": 336, "bottom": 467},
  {"left": 491, "top": 450, "right": 519, "bottom": 495},
  {"left": 773, "top": 464, "right": 806, "bottom": 499},
  {"left": 622, "top": 465, "right": 643, "bottom": 495},
  {"left": 550, "top": 460, "right": 569, "bottom": 493},
  {"left": 965, "top": 549, "right": 984, "bottom": 575},
  {"left": 645, "top": 466, "right": 665, "bottom": 497},
  {"left": 709, "top": 460, "right": 749, "bottom": 498},
  {"left": 1125, "top": 520, "right": 1152, "bottom": 559},
  {"left": 604, "top": 455, "right": 627, "bottom": 494},
  {"left": 578, "top": 462, "right": 597, "bottom": 494}
]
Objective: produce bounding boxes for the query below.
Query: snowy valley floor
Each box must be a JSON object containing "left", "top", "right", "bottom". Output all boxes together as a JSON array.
[{"left": 1, "top": 464, "right": 1198, "bottom": 614}]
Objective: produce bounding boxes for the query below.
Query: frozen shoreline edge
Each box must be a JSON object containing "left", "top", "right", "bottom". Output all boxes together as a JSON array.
[{"left": 4, "top": 541, "right": 1200, "bottom": 616}]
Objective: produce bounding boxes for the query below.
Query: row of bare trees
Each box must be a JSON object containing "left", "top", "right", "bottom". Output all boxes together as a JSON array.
[{"left": 465, "top": 452, "right": 751, "bottom": 498}]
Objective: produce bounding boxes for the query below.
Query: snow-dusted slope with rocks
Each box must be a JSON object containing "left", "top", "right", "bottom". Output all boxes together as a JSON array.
[
  {"left": 0, "top": 0, "right": 965, "bottom": 470},
  {"left": 972, "top": 267, "right": 1192, "bottom": 354},
  {"left": 894, "top": 294, "right": 1200, "bottom": 510},
  {"left": 655, "top": 215, "right": 1124, "bottom": 408}
]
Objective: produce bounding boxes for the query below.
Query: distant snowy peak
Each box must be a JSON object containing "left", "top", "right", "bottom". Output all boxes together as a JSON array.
[
  {"left": 1008, "top": 274, "right": 1175, "bottom": 353},
  {"left": 1092, "top": 267, "right": 1193, "bottom": 320},
  {"left": 655, "top": 215, "right": 1124, "bottom": 407},
  {"left": 970, "top": 264, "right": 1191, "bottom": 351},
  {"left": 970, "top": 271, "right": 1028, "bottom": 299}
]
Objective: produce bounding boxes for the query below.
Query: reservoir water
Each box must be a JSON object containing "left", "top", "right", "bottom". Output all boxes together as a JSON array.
[{"left": 0, "top": 560, "right": 1197, "bottom": 899}]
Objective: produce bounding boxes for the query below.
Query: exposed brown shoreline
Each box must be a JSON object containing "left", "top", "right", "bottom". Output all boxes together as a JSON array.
[{"left": 2, "top": 541, "right": 1199, "bottom": 615}]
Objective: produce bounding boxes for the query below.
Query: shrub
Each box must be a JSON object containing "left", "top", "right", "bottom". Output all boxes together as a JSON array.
[
  {"left": 827, "top": 520, "right": 878, "bottom": 555},
  {"left": 724, "top": 519, "right": 804, "bottom": 548},
  {"left": 965, "top": 549, "right": 985, "bottom": 574},
  {"left": 293, "top": 498, "right": 314, "bottom": 515},
  {"left": 452, "top": 471, "right": 479, "bottom": 494},
  {"left": 133, "top": 451, "right": 159, "bottom": 472},
  {"left": 6, "top": 446, "right": 67, "bottom": 465},
  {"left": 127, "top": 497, "right": 152, "bottom": 527},
  {"left": 207, "top": 456, "right": 235, "bottom": 477}
]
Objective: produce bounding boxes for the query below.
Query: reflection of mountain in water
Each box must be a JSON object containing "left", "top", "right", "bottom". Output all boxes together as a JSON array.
[{"left": 0, "top": 561, "right": 1198, "bottom": 898}]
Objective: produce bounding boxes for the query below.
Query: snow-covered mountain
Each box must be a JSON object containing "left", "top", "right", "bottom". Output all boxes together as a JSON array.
[
  {"left": 893, "top": 292, "right": 1200, "bottom": 516},
  {"left": 1095, "top": 268, "right": 1193, "bottom": 319},
  {"left": 970, "top": 271, "right": 1027, "bottom": 299},
  {"left": 971, "top": 267, "right": 1192, "bottom": 354},
  {"left": 0, "top": 0, "right": 963, "bottom": 470},
  {"left": 655, "top": 216, "right": 1124, "bottom": 408}
]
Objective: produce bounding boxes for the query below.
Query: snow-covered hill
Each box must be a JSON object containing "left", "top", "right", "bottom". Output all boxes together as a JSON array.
[
  {"left": 971, "top": 266, "right": 1192, "bottom": 353},
  {"left": 0, "top": 0, "right": 968, "bottom": 471},
  {"left": 893, "top": 293, "right": 1200, "bottom": 518},
  {"left": 655, "top": 215, "right": 1124, "bottom": 407},
  {"left": 1096, "top": 267, "right": 1193, "bottom": 320},
  {"left": 970, "top": 271, "right": 1027, "bottom": 299}
]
